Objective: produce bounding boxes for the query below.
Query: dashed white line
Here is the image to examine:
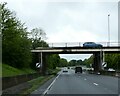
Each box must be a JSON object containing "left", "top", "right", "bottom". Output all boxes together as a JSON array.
[{"left": 93, "top": 83, "right": 99, "bottom": 86}]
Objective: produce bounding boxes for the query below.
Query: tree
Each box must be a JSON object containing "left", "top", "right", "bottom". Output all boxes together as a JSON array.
[
  {"left": 30, "top": 28, "right": 48, "bottom": 49},
  {"left": 68, "top": 59, "right": 84, "bottom": 66},
  {"left": 30, "top": 28, "right": 47, "bottom": 41},
  {"left": 82, "top": 53, "right": 120, "bottom": 70},
  {"left": 59, "top": 58, "right": 68, "bottom": 67},
  {"left": 47, "top": 54, "right": 60, "bottom": 69},
  {"left": 30, "top": 39, "right": 49, "bottom": 69},
  {"left": 105, "top": 53, "right": 120, "bottom": 70},
  {"left": 29, "top": 27, "right": 49, "bottom": 69},
  {"left": 83, "top": 55, "right": 93, "bottom": 67},
  {"left": 1, "top": 2, "right": 32, "bottom": 68},
  {"left": 76, "top": 59, "right": 84, "bottom": 65},
  {"left": 69, "top": 60, "right": 77, "bottom": 66}
]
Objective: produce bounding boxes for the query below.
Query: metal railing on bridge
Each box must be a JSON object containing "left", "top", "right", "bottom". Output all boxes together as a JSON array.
[{"left": 47, "top": 42, "right": 120, "bottom": 48}]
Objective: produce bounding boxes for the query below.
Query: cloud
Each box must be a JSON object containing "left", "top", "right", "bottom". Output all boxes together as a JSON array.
[
  {"left": 3, "top": 1, "right": 118, "bottom": 42},
  {"left": 45, "top": 2, "right": 118, "bottom": 44},
  {"left": 47, "top": 25, "right": 97, "bottom": 44}
]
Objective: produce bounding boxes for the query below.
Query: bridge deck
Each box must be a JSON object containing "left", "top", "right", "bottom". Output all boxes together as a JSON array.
[{"left": 31, "top": 47, "right": 120, "bottom": 54}]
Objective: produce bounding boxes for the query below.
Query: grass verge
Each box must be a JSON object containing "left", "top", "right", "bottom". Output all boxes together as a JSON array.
[
  {"left": 21, "top": 68, "right": 61, "bottom": 95},
  {"left": 21, "top": 75, "right": 54, "bottom": 95}
]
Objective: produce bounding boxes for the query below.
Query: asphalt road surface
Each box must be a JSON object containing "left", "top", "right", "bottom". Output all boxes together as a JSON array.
[{"left": 44, "top": 68, "right": 118, "bottom": 95}]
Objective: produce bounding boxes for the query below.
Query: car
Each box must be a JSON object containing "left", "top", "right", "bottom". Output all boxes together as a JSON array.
[
  {"left": 96, "top": 72, "right": 101, "bottom": 75},
  {"left": 63, "top": 68, "right": 68, "bottom": 72},
  {"left": 108, "top": 68, "right": 115, "bottom": 72},
  {"left": 83, "top": 42, "right": 103, "bottom": 48},
  {"left": 75, "top": 67, "right": 82, "bottom": 73},
  {"left": 63, "top": 70, "right": 68, "bottom": 72}
]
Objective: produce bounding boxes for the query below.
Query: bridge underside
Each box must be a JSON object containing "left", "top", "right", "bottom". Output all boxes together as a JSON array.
[
  {"left": 32, "top": 47, "right": 119, "bottom": 75},
  {"left": 37, "top": 52, "right": 104, "bottom": 75}
]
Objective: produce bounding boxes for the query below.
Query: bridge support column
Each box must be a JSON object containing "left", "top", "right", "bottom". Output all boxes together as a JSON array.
[
  {"left": 41, "top": 53, "right": 47, "bottom": 75},
  {"left": 39, "top": 53, "right": 47, "bottom": 75},
  {"left": 93, "top": 52, "right": 103, "bottom": 72}
]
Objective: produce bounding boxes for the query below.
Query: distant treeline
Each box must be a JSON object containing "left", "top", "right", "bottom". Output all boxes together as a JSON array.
[{"left": 79, "top": 54, "right": 120, "bottom": 70}]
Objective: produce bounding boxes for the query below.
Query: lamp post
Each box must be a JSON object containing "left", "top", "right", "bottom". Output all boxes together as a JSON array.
[{"left": 108, "top": 14, "right": 110, "bottom": 46}]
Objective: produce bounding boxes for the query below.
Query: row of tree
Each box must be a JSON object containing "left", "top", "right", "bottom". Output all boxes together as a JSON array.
[
  {"left": 56, "top": 58, "right": 86, "bottom": 67},
  {"left": 1, "top": 2, "right": 59, "bottom": 70},
  {"left": 2, "top": 3, "right": 32, "bottom": 68},
  {"left": 105, "top": 54, "right": 120, "bottom": 70},
  {"left": 56, "top": 53, "right": 120, "bottom": 70},
  {"left": 1, "top": 2, "right": 73, "bottom": 71},
  {"left": 79, "top": 54, "right": 120, "bottom": 70}
]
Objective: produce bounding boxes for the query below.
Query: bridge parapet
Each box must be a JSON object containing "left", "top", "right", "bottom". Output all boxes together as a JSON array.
[{"left": 48, "top": 42, "right": 120, "bottom": 48}]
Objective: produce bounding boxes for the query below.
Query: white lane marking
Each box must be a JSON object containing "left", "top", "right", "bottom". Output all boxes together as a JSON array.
[
  {"left": 42, "top": 72, "right": 61, "bottom": 95},
  {"left": 93, "top": 83, "right": 98, "bottom": 86},
  {"left": 84, "top": 78, "right": 87, "bottom": 80}
]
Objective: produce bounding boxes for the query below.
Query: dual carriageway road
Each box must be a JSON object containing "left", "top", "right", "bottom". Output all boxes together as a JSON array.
[{"left": 32, "top": 67, "right": 119, "bottom": 95}]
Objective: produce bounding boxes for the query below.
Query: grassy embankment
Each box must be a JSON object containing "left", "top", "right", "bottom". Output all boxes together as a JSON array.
[
  {"left": 1, "top": 64, "right": 36, "bottom": 77},
  {"left": 1, "top": 63, "right": 61, "bottom": 94}
]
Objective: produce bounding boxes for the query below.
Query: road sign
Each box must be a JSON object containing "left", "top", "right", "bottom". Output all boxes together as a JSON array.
[
  {"left": 102, "top": 62, "right": 107, "bottom": 67},
  {"left": 36, "top": 63, "right": 41, "bottom": 68}
]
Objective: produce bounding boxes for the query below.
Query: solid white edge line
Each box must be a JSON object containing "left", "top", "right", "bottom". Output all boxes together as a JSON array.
[{"left": 42, "top": 71, "right": 61, "bottom": 95}]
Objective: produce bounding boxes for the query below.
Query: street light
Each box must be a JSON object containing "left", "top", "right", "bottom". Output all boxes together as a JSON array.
[{"left": 108, "top": 14, "right": 110, "bottom": 46}]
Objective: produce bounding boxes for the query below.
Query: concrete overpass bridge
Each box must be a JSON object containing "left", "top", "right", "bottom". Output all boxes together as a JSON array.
[{"left": 31, "top": 42, "right": 120, "bottom": 75}]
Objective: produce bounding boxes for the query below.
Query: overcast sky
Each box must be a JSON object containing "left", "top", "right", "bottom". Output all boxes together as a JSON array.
[{"left": 1, "top": 0, "right": 119, "bottom": 61}]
